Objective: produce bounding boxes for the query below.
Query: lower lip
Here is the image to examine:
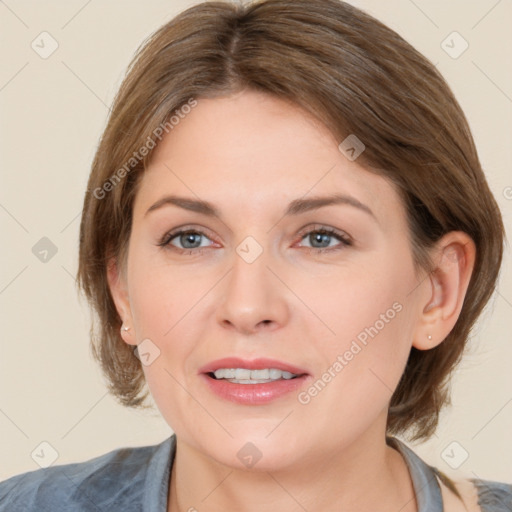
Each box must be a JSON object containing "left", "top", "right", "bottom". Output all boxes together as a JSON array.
[{"left": 200, "top": 373, "right": 310, "bottom": 405}]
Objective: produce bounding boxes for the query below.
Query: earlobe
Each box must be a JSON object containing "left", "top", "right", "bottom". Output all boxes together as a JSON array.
[
  {"left": 412, "top": 232, "right": 476, "bottom": 351},
  {"left": 106, "top": 257, "right": 136, "bottom": 346}
]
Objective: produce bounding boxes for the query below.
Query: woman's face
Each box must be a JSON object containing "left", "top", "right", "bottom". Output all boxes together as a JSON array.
[{"left": 115, "top": 89, "right": 433, "bottom": 470}]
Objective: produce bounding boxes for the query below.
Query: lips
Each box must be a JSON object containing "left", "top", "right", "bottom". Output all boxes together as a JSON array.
[
  {"left": 198, "top": 357, "right": 311, "bottom": 405},
  {"left": 198, "top": 357, "right": 309, "bottom": 376}
]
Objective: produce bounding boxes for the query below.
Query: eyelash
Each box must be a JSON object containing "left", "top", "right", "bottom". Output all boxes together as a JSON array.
[{"left": 157, "top": 225, "right": 353, "bottom": 256}]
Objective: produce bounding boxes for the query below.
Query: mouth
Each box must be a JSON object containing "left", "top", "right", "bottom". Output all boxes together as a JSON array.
[
  {"left": 199, "top": 357, "right": 309, "bottom": 382},
  {"left": 199, "top": 357, "right": 311, "bottom": 404}
]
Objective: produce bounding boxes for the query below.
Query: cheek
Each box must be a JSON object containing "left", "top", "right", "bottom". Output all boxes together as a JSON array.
[
  {"left": 128, "top": 265, "right": 196, "bottom": 428},
  {"left": 125, "top": 250, "right": 213, "bottom": 390},
  {"left": 124, "top": 258, "right": 190, "bottom": 398},
  {"left": 304, "top": 260, "right": 412, "bottom": 347},
  {"left": 298, "top": 297, "right": 414, "bottom": 435},
  {"left": 127, "top": 251, "right": 204, "bottom": 337},
  {"left": 307, "top": 260, "right": 417, "bottom": 400}
]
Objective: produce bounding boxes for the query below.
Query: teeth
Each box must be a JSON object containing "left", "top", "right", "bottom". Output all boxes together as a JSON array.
[
  {"left": 213, "top": 368, "right": 299, "bottom": 381},
  {"left": 269, "top": 368, "right": 281, "bottom": 379},
  {"left": 235, "top": 368, "right": 252, "bottom": 380}
]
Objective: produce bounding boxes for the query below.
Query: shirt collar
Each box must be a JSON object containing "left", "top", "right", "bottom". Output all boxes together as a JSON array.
[
  {"left": 143, "top": 434, "right": 176, "bottom": 512},
  {"left": 387, "top": 436, "right": 444, "bottom": 512}
]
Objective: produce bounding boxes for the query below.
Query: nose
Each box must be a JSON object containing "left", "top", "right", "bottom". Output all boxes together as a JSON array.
[{"left": 215, "top": 244, "right": 290, "bottom": 335}]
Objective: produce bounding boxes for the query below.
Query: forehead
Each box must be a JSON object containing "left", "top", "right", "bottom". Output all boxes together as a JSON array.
[{"left": 134, "top": 90, "right": 405, "bottom": 226}]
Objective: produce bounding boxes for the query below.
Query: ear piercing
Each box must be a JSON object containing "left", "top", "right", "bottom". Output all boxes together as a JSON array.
[
  {"left": 121, "top": 325, "right": 131, "bottom": 332},
  {"left": 427, "top": 334, "right": 432, "bottom": 340}
]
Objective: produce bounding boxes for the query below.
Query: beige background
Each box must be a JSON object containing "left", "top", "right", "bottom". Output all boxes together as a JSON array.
[{"left": 0, "top": 0, "right": 511, "bottom": 482}]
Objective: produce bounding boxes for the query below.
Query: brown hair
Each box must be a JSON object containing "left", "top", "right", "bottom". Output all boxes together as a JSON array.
[{"left": 77, "top": 0, "right": 505, "bottom": 441}]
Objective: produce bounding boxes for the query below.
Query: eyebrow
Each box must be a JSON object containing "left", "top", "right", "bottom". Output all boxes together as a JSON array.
[{"left": 145, "top": 193, "right": 376, "bottom": 221}]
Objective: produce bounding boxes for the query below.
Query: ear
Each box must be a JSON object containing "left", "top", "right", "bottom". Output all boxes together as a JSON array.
[
  {"left": 412, "top": 231, "right": 476, "bottom": 350},
  {"left": 106, "top": 256, "right": 137, "bottom": 346}
]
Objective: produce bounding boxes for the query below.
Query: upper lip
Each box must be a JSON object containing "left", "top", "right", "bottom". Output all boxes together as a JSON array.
[{"left": 199, "top": 357, "right": 309, "bottom": 375}]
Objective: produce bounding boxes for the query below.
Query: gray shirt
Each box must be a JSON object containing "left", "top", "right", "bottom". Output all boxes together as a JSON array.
[{"left": 1, "top": 434, "right": 511, "bottom": 511}]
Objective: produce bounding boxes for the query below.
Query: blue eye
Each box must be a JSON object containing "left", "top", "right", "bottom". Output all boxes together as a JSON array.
[
  {"left": 159, "top": 229, "right": 214, "bottom": 252},
  {"left": 297, "top": 227, "right": 352, "bottom": 253}
]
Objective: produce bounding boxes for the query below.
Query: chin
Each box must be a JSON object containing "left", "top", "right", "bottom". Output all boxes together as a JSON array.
[{"left": 220, "top": 433, "right": 303, "bottom": 472}]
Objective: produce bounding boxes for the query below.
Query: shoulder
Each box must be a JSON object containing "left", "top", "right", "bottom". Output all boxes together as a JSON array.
[
  {"left": 0, "top": 438, "right": 173, "bottom": 512},
  {"left": 438, "top": 473, "right": 512, "bottom": 512},
  {"left": 469, "top": 478, "right": 512, "bottom": 512}
]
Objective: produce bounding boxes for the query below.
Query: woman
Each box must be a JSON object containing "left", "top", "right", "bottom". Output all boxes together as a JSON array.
[{"left": 1, "top": 0, "right": 510, "bottom": 510}]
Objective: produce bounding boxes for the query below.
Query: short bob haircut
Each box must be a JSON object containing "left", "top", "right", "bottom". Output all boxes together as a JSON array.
[{"left": 77, "top": 0, "right": 505, "bottom": 441}]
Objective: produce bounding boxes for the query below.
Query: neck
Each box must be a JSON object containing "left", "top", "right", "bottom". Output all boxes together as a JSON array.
[{"left": 167, "top": 423, "right": 417, "bottom": 512}]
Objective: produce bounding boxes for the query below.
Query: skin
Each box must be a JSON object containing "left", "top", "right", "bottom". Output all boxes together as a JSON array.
[{"left": 108, "top": 89, "right": 476, "bottom": 512}]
